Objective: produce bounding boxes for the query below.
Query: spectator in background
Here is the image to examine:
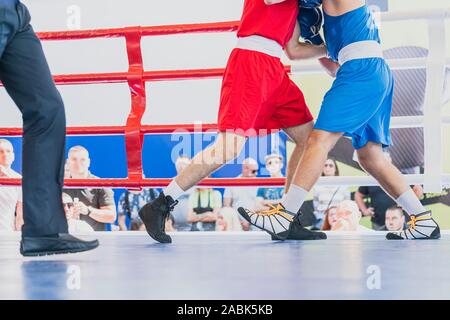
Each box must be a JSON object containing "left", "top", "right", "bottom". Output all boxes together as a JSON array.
[
  {"left": 321, "top": 206, "right": 338, "bottom": 231},
  {"left": 117, "top": 188, "right": 159, "bottom": 231},
  {"left": 355, "top": 151, "right": 422, "bottom": 230},
  {"left": 170, "top": 156, "right": 194, "bottom": 231},
  {"left": 312, "top": 157, "right": 350, "bottom": 230},
  {"left": 188, "top": 187, "right": 222, "bottom": 231},
  {"left": 355, "top": 183, "right": 395, "bottom": 230},
  {"left": 256, "top": 154, "right": 285, "bottom": 210},
  {"left": 62, "top": 192, "right": 94, "bottom": 233},
  {"left": 223, "top": 157, "right": 259, "bottom": 231},
  {"left": 384, "top": 206, "right": 407, "bottom": 232},
  {"left": 216, "top": 208, "right": 244, "bottom": 232},
  {"left": 0, "top": 139, "right": 23, "bottom": 232},
  {"left": 63, "top": 146, "right": 116, "bottom": 231},
  {"left": 323, "top": 200, "right": 372, "bottom": 232}
]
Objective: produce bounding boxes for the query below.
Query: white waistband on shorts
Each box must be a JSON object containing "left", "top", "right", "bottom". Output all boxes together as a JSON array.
[
  {"left": 236, "top": 35, "right": 284, "bottom": 59},
  {"left": 338, "top": 40, "right": 383, "bottom": 66}
]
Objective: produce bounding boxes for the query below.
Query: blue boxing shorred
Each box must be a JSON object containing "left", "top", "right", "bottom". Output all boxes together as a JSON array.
[{"left": 314, "top": 5, "right": 394, "bottom": 150}]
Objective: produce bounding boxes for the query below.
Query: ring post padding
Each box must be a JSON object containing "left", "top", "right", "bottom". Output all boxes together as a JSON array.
[
  {"left": 124, "top": 27, "right": 146, "bottom": 190},
  {"left": 423, "top": 15, "right": 447, "bottom": 192}
]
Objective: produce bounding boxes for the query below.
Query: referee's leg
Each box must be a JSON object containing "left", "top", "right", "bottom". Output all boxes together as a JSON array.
[
  {"left": 0, "top": 2, "right": 98, "bottom": 255},
  {"left": 0, "top": 15, "right": 67, "bottom": 236}
]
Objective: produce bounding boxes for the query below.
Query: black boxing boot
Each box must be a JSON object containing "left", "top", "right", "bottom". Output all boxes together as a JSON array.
[
  {"left": 139, "top": 192, "right": 178, "bottom": 243},
  {"left": 386, "top": 210, "right": 440, "bottom": 240},
  {"left": 238, "top": 203, "right": 296, "bottom": 240},
  {"left": 271, "top": 214, "right": 327, "bottom": 241}
]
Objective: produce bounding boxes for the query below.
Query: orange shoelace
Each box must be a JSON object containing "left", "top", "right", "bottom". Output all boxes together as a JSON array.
[
  {"left": 257, "top": 204, "right": 294, "bottom": 222},
  {"left": 407, "top": 215, "right": 429, "bottom": 229}
]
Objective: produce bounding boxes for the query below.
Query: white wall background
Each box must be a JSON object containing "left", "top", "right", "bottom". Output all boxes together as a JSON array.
[{"left": 0, "top": 0, "right": 245, "bottom": 128}]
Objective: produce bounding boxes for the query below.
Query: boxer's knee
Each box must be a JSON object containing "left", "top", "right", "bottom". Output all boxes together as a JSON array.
[
  {"left": 306, "top": 129, "right": 341, "bottom": 152},
  {"left": 285, "top": 122, "right": 313, "bottom": 149},
  {"left": 213, "top": 132, "right": 246, "bottom": 164},
  {"left": 357, "top": 146, "right": 386, "bottom": 172},
  {"left": 356, "top": 152, "right": 371, "bottom": 170},
  {"left": 217, "top": 142, "right": 241, "bottom": 164}
]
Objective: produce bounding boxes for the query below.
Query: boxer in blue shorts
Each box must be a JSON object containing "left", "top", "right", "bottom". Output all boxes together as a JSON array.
[{"left": 239, "top": 0, "right": 441, "bottom": 241}]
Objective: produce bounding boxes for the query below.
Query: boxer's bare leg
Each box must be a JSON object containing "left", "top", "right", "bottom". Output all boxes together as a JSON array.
[
  {"left": 282, "top": 121, "right": 314, "bottom": 193},
  {"left": 139, "top": 131, "right": 247, "bottom": 243}
]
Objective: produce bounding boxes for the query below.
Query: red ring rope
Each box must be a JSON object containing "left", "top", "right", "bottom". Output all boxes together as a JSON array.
[
  {"left": 0, "top": 177, "right": 286, "bottom": 188},
  {"left": 0, "top": 21, "right": 291, "bottom": 189}
]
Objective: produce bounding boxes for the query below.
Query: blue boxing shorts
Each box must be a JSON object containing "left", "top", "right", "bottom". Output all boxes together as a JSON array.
[{"left": 314, "top": 57, "right": 394, "bottom": 150}]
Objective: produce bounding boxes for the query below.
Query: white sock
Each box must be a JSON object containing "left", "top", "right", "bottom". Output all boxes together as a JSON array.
[
  {"left": 395, "top": 189, "right": 426, "bottom": 216},
  {"left": 281, "top": 184, "right": 309, "bottom": 214},
  {"left": 164, "top": 180, "right": 185, "bottom": 201}
]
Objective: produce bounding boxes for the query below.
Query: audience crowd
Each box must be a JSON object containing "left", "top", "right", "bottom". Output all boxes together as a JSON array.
[{"left": 0, "top": 139, "right": 426, "bottom": 234}]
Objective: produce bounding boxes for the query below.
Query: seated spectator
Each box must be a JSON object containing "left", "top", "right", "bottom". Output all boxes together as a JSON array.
[
  {"left": 187, "top": 187, "right": 222, "bottom": 231},
  {"left": 0, "top": 139, "right": 23, "bottom": 232},
  {"left": 216, "top": 207, "right": 244, "bottom": 232},
  {"left": 63, "top": 145, "right": 117, "bottom": 231},
  {"left": 321, "top": 206, "right": 338, "bottom": 231},
  {"left": 165, "top": 214, "right": 177, "bottom": 232},
  {"left": 355, "top": 184, "right": 396, "bottom": 230},
  {"left": 355, "top": 151, "right": 423, "bottom": 230},
  {"left": 323, "top": 201, "right": 372, "bottom": 232},
  {"left": 384, "top": 206, "right": 407, "bottom": 232},
  {"left": 256, "top": 154, "right": 284, "bottom": 210},
  {"left": 312, "top": 157, "right": 350, "bottom": 229},
  {"left": 62, "top": 192, "right": 94, "bottom": 233},
  {"left": 117, "top": 188, "right": 159, "bottom": 231},
  {"left": 223, "top": 157, "right": 259, "bottom": 231}
]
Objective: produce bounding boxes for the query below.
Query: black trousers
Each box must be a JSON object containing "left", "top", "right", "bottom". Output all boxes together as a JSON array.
[{"left": 0, "top": 2, "right": 68, "bottom": 236}]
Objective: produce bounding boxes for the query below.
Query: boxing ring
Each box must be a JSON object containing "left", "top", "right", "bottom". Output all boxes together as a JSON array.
[{"left": 0, "top": 9, "right": 450, "bottom": 299}]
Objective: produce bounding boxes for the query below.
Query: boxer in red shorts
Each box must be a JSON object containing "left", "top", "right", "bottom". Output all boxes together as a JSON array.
[
  {"left": 139, "top": 0, "right": 328, "bottom": 243},
  {"left": 219, "top": 0, "right": 315, "bottom": 134}
]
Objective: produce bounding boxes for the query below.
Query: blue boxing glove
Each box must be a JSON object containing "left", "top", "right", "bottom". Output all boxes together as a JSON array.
[
  {"left": 298, "top": 6, "right": 324, "bottom": 46},
  {"left": 299, "top": 0, "right": 322, "bottom": 9}
]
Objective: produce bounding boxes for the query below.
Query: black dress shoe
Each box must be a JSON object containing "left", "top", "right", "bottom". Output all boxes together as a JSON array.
[
  {"left": 139, "top": 192, "right": 178, "bottom": 244},
  {"left": 20, "top": 234, "right": 99, "bottom": 257},
  {"left": 271, "top": 215, "right": 327, "bottom": 241}
]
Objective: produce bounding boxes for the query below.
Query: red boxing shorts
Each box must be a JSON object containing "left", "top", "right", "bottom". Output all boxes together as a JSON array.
[{"left": 217, "top": 48, "right": 313, "bottom": 137}]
